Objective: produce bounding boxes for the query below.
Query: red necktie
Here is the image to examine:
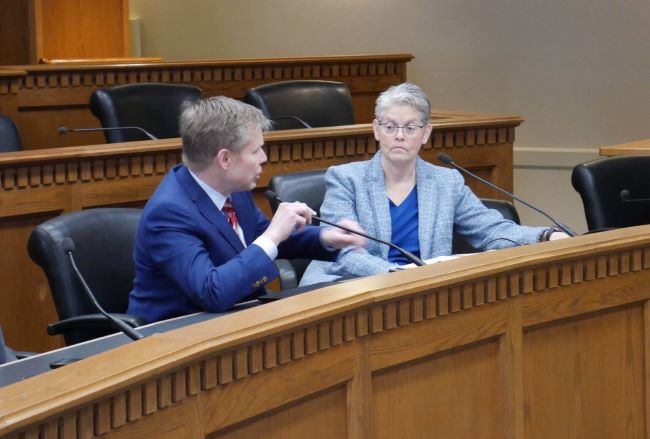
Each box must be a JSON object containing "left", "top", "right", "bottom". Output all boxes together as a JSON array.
[{"left": 223, "top": 197, "right": 238, "bottom": 230}]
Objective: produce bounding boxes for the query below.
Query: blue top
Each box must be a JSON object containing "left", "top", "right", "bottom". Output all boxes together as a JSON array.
[{"left": 388, "top": 186, "right": 421, "bottom": 265}]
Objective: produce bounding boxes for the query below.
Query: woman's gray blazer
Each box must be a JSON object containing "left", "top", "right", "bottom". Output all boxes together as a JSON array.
[{"left": 300, "top": 152, "right": 547, "bottom": 285}]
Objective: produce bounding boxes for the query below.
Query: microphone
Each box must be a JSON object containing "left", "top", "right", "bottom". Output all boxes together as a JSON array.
[
  {"left": 58, "top": 126, "right": 158, "bottom": 141},
  {"left": 620, "top": 189, "right": 650, "bottom": 203},
  {"left": 264, "top": 190, "right": 426, "bottom": 266},
  {"left": 437, "top": 152, "right": 577, "bottom": 237},
  {"left": 61, "top": 237, "right": 143, "bottom": 341},
  {"left": 268, "top": 115, "right": 312, "bottom": 129}
]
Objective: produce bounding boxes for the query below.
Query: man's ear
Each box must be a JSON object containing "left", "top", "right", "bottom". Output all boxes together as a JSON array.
[{"left": 214, "top": 148, "right": 231, "bottom": 170}]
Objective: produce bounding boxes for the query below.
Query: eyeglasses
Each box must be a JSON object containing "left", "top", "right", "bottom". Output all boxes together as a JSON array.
[{"left": 378, "top": 122, "right": 425, "bottom": 136}]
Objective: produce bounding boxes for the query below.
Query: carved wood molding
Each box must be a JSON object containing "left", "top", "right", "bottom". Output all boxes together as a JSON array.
[
  {"left": 0, "top": 54, "right": 413, "bottom": 97},
  {"left": 0, "top": 114, "right": 519, "bottom": 195},
  {"left": 2, "top": 227, "right": 649, "bottom": 438}
]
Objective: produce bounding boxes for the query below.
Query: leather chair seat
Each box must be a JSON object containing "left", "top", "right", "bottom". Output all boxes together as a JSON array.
[
  {"left": 244, "top": 80, "right": 355, "bottom": 130},
  {"left": 572, "top": 156, "right": 650, "bottom": 232},
  {"left": 28, "top": 208, "right": 145, "bottom": 345},
  {"left": 89, "top": 83, "right": 202, "bottom": 143}
]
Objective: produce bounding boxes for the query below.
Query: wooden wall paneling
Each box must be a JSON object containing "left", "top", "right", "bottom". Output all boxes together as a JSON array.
[
  {"left": 0, "top": 0, "right": 31, "bottom": 65},
  {"left": 523, "top": 305, "right": 645, "bottom": 437},
  {"left": 37, "top": 0, "right": 130, "bottom": 61},
  {"left": 2, "top": 227, "right": 650, "bottom": 437}
]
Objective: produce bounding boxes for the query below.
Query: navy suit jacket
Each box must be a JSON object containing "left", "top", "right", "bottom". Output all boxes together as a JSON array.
[
  {"left": 128, "top": 164, "right": 336, "bottom": 323},
  {"left": 0, "top": 326, "right": 16, "bottom": 365}
]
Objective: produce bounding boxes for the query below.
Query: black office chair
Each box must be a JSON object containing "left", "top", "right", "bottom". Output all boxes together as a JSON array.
[
  {"left": 89, "top": 83, "right": 203, "bottom": 143},
  {"left": 0, "top": 114, "right": 23, "bottom": 152},
  {"left": 452, "top": 199, "right": 521, "bottom": 254},
  {"left": 28, "top": 208, "right": 146, "bottom": 345},
  {"left": 268, "top": 169, "right": 328, "bottom": 289},
  {"left": 244, "top": 80, "right": 355, "bottom": 130},
  {"left": 572, "top": 156, "right": 650, "bottom": 232}
]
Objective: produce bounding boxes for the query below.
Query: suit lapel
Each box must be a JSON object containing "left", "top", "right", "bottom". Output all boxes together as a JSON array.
[
  {"left": 176, "top": 166, "right": 245, "bottom": 252},
  {"left": 369, "top": 153, "right": 391, "bottom": 259},
  {"left": 416, "top": 157, "right": 436, "bottom": 259}
]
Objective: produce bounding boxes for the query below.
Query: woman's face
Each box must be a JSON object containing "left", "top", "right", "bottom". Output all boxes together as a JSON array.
[{"left": 373, "top": 104, "right": 432, "bottom": 166}]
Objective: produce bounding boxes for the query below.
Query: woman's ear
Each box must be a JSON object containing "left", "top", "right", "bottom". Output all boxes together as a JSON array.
[
  {"left": 372, "top": 119, "right": 381, "bottom": 141},
  {"left": 421, "top": 123, "right": 433, "bottom": 145}
]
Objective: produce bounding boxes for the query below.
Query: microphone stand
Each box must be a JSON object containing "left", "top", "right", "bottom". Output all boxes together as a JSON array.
[
  {"left": 59, "top": 126, "right": 158, "bottom": 141},
  {"left": 437, "top": 153, "right": 577, "bottom": 237},
  {"left": 62, "top": 238, "right": 143, "bottom": 341},
  {"left": 265, "top": 191, "right": 426, "bottom": 266}
]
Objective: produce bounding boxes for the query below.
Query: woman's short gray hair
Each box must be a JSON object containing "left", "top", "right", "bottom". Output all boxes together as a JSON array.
[
  {"left": 375, "top": 82, "right": 431, "bottom": 124},
  {"left": 180, "top": 96, "right": 271, "bottom": 170}
]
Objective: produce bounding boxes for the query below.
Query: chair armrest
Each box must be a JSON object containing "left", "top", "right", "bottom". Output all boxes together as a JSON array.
[
  {"left": 275, "top": 259, "right": 298, "bottom": 290},
  {"left": 47, "top": 313, "right": 146, "bottom": 336}
]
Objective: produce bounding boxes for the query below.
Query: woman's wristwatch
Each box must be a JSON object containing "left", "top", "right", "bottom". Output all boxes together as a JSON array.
[{"left": 539, "top": 226, "right": 561, "bottom": 242}]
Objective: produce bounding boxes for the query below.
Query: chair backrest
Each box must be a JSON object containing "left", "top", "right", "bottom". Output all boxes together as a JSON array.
[
  {"left": 268, "top": 169, "right": 327, "bottom": 285},
  {"left": 27, "top": 208, "right": 142, "bottom": 344},
  {"left": 244, "top": 80, "right": 355, "bottom": 130},
  {"left": 0, "top": 115, "right": 22, "bottom": 152},
  {"left": 268, "top": 169, "right": 327, "bottom": 216},
  {"left": 452, "top": 198, "right": 521, "bottom": 254},
  {"left": 89, "top": 83, "right": 203, "bottom": 143},
  {"left": 572, "top": 156, "right": 650, "bottom": 232}
]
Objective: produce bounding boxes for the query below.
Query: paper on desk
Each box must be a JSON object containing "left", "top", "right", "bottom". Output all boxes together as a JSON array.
[{"left": 393, "top": 254, "right": 474, "bottom": 270}]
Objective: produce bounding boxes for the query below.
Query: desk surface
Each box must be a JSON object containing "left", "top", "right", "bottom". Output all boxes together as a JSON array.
[
  {"left": 599, "top": 138, "right": 650, "bottom": 156},
  {"left": 2, "top": 227, "right": 650, "bottom": 438},
  {"left": 0, "top": 303, "right": 259, "bottom": 387}
]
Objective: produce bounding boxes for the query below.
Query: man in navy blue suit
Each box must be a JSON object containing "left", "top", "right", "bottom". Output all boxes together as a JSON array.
[
  {"left": 128, "top": 96, "right": 365, "bottom": 323},
  {"left": 0, "top": 326, "right": 17, "bottom": 365}
]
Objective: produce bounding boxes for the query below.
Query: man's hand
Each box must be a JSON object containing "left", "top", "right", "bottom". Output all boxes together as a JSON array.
[
  {"left": 320, "top": 219, "right": 367, "bottom": 250},
  {"left": 262, "top": 202, "right": 314, "bottom": 246}
]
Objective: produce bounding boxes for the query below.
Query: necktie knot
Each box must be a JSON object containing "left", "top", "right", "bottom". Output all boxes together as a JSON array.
[{"left": 223, "top": 198, "right": 238, "bottom": 230}]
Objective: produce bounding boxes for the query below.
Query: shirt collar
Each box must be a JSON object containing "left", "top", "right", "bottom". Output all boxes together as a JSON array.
[{"left": 187, "top": 167, "right": 228, "bottom": 210}]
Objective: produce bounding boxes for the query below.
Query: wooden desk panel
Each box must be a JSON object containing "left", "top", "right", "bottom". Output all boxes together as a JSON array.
[
  {"left": 0, "top": 111, "right": 521, "bottom": 352},
  {"left": 599, "top": 138, "right": 650, "bottom": 156},
  {"left": 0, "top": 54, "right": 412, "bottom": 150},
  {"left": 1, "top": 227, "right": 649, "bottom": 438}
]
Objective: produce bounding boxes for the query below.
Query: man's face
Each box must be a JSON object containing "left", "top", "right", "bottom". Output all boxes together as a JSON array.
[{"left": 224, "top": 126, "right": 267, "bottom": 192}]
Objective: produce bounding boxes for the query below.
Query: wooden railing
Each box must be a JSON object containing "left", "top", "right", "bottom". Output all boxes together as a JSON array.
[
  {"left": 0, "top": 111, "right": 521, "bottom": 353},
  {"left": 0, "top": 54, "right": 412, "bottom": 150},
  {"left": 1, "top": 226, "right": 649, "bottom": 438}
]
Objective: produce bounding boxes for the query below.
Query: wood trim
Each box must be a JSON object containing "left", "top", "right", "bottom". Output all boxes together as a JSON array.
[
  {"left": 8, "top": 53, "right": 415, "bottom": 72},
  {"left": 599, "top": 138, "right": 650, "bottom": 157},
  {"left": 38, "top": 57, "right": 163, "bottom": 65},
  {"left": 1, "top": 227, "right": 649, "bottom": 437}
]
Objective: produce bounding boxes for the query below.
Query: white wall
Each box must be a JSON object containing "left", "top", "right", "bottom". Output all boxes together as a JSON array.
[{"left": 130, "top": 0, "right": 650, "bottom": 233}]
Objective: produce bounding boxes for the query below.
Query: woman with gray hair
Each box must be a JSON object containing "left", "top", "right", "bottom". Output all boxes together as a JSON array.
[{"left": 300, "top": 82, "right": 567, "bottom": 285}]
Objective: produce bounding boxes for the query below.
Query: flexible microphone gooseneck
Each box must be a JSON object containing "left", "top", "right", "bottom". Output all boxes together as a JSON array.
[
  {"left": 268, "top": 115, "right": 313, "bottom": 129},
  {"left": 61, "top": 237, "right": 143, "bottom": 341},
  {"left": 58, "top": 126, "right": 158, "bottom": 141},
  {"left": 620, "top": 189, "right": 650, "bottom": 203},
  {"left": 437, "top": 153, "right": 577, "bottom": 237},
  {"left": 264, "top": 190, "right": 426, "bottom": 266}
]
